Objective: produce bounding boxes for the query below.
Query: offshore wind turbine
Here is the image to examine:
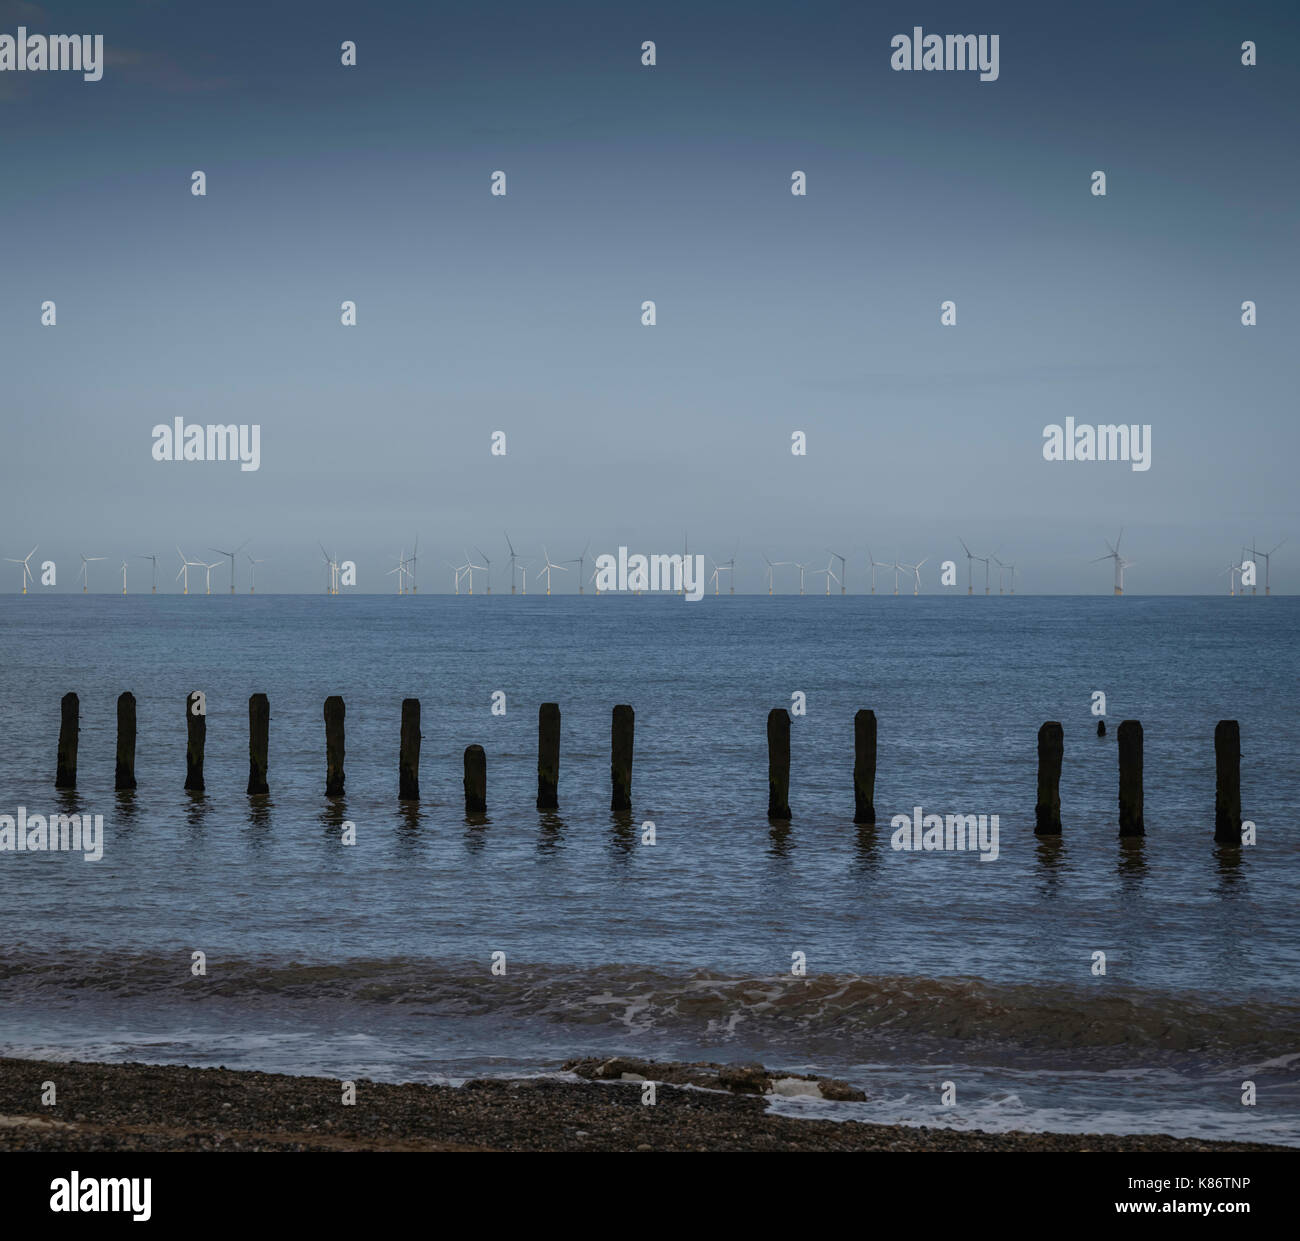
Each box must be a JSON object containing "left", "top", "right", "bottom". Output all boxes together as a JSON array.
[
  {"left": 1222, "top": 562, "right": 1242, "bottom": 596},
  {"left": 958, "top": 539, "right": 979, "bottom": 595},
  {"left": 962, "top": 543, "right": 995, "bottom": 595},
  {"left": 446, "top": 560, "right": 464, "bottom": 594},
  {"left": 175, "top": 547, "right": 200, "bottom": 595},
  {"left": 406, "top": 535, "right": 419, "bottom": 594},
  {"left": 78, "top": 554, "right": 106, "bottom": 594},
  {"left": 762, "top": 555, "right": 787, "bottom": 595},
  {"left": 209, "top": 539, "right": 248, "bottom": 594},
  {"left": 901, "top": 557, "right": 928, "bottom": 595},
  {"left": 1092, "top": 530, "right": 1133, "bottom": 596},
  {"left": 867, "top": 548, "right": 890, "bottom": 595},
  {"left": 994, "top": 556, "right": 1012, "bottom": 595},
  {"left": 827, "top": 550, "right": 847, "bottom": 596},
  {"left": 387, "top": 552, "right": 408, "bottom": 594},
  {"left": 319, "top": 544, "right": 341, "bottom": 595},
  {"left": 247, "top": 554, "right": 265, "bottom": 593},
  {"left": 792, "top": 560, "right": 807, "bottom": 595},
  {"left": 813, "top": 556, "right": 839, "bottom": 596},
  {"left": 465, "top": 548, "right": 489, "bottom": 595},
  {"left": 5, "top": 545, "right": 37, "bottom": 593},
  {"left": 568, "top": 541, "right": 590, "bottom": 595},
  {"left": 202, "top": 561, "right": 223, "bottom": 596},
  {"left": 535, "top": 546, "right": 567, "bottom": 595},
  {"left": 890, "top": 558, "right": 903, "bottom": 596},
  {"left": 504, "top": 532, "right": 522, "bottom": 595},
  {"left": 1244, "top": 538, "right": 1285, "bottom": 596},
  {"left": 119, "top": 560, "right": 129, "bottom": 594},
  {"left": 136, "top": 553, "right": 160, "bottom": 593}
]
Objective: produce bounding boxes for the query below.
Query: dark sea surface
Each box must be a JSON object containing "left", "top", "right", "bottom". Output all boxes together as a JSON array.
[{"left": 0, "top": 593, "right": 1297, "bottom": 1144}]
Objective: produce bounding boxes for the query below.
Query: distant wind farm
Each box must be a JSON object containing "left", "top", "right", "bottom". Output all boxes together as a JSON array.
[{"left": 0, "top": 530, "right": 1288, "bottom": 596}]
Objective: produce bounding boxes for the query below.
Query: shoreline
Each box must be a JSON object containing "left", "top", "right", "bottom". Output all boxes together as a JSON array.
[{"left": 0, "top": 1055, "right": 1288, "bottom": 1153}]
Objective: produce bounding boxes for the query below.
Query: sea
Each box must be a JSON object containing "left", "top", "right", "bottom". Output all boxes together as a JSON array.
[{"left": 0, "top": 593, "right": 1297, "bottom": 1145}]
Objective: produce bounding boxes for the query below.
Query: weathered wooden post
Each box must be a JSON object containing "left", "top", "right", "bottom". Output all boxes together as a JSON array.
[
  {"left": 1034, "top": 721, "right": 1063, "bottom": 835},
  {"left": 1096, "top": 719, "right": 1106, "bottom": 737},
  {"left": 611, "top": 704, "right": 634, "bottom": 811},
  {"left": 324, "top": 696, "right": 346, "bottom": 796},
  {"left": 1214, "top": 720, "right": 1242, "bottom": 844},
  {"left": 1117, "top": 720, "right": 1144, "bottom": 836},
  {"left": 115, "top": 692, "right": 137, "bottom": 790},
  {"left": 246, "top": 693, "right": 270, "bottom": 795},
  {"left": 185, "top": 691, "right": 206, "bottom": 791},
  {"left": 55, "top": 692, "right": 79, "bottom": 789},
  {"left": 853, "top": 709, "right": 876, "bottom": 824},
  {"left": 464, "top": 744, "right": 487, "bottom": 813},
  {"left": 767, "top": 708, "right": 791, "bottom": 819},
  {"left": 537, "top": 703, "right": 560, "bottom": 809},
  {"left": 399, "top": 698, "right": 421, "bottom": 800}
]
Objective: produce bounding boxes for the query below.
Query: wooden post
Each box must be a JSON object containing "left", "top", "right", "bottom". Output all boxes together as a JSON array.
[
  {"left": 537, "top": 703, "right": 561, "bottom": 809},
  {"left": 399, "top": 698, "right": 421, "bottom": 800},
  {"left": 464, "top": 744, "right": 487, "bottom": 813},
  {"left": 611, "top": 704, "right": 634, "bottom": 811},
  {"left": 324, "top": 696, "right": 345, "bottom": 796},
  {"left": 1214, "top": 720, "right": 1242, "bottom": 844},
  {"left": 185, "top": 691, "right": 205, "bottom": 792},
  {"left": 853, "top": 709, "right": 876, "bottom": 824},
  {"left": 1117, "top": 719, "right": 1144, "bottom": 836},
  {"left": 115, "top": 692, "right": 137, "bottom": 790},
  {"left": 1096, "top": 719, "right": 1106, "bottom": 737},
  {"left": 55, "top": 692, "right": 78, "bottom": 789},
  {"left": 246, "top": 693, "right": 269, "bottom": 795},
  {"left": 1034, "top": 721, "right": 1063, "bottom": 835},
  {"left": 767, "top": 708, "right": 791, "bottom": 819}
]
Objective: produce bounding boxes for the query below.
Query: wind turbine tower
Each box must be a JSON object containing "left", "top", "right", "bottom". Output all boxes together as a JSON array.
[
  {"left": 535, "top": 547, "right": 567, "bottom": 595},
  {"left": 78, "top": 554, "right": 105, "bottom": 594},
  {"left": 1092, "top": 530, "right": 1133, "bottom": 596},
  {"left": 209, "top": 540, "right": 248, "bottom": 594},
  {"left": 828, "top": 550, "right": 847, "bottom": 596},
  {"left": 136, "top": 553, "right": 160, "bottom": 593},
  {"left": 5, "top": 546, "right": 37, "bottom": 594}
]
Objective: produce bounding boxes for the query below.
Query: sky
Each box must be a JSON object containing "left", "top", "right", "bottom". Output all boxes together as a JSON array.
[{"left": 0, "top": 0, "right": 1296, "bottom": 593}]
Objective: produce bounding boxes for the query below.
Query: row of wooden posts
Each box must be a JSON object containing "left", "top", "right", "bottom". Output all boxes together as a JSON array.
[
  {"left": 51, "top": 693, "right": 1245, "bottom": 842},
  {"left": 53, "top": 693, "right": 628, "bottom": 814}
]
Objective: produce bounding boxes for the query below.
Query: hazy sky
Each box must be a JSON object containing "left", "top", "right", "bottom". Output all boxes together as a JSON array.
[{"left": 1, "top": 0, "right": 1296, "bottom": 592}]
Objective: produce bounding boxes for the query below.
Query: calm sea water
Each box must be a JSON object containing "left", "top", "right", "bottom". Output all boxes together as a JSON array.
[{"left": 0, "top": 594, "right": 1297, "bottom": 1144}]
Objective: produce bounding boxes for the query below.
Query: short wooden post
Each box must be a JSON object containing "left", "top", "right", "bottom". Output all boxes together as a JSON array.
[
  {"left": 185, "top": 691, "right": 205, "bottom": 791},
  {"left": 1034, "top": 722, "right": 1063, "bottom": 835},
  {"left": 114, "top": 692, "right": 137, "bottom": 790},
  {"left": 324, "top": 696, "right": 345, "bottom": 796},
  {"left": 246, "top": 693, "right": 269, "bottom": 795},
  {"left": 853, "top": 709, "right": 876, "bottom": 824},
  {"left": 1214, "top": 720, "right": 1241, "bottom": 844},
  {"left": 1096, "top": 719, "right": 1106, "bottom": 737},
  {"left": 55, "top": 692, "right": 79, "bottom": 789},
  {"left": 767, "top": 708, "right": 791, "bottom": 819},
  {"left": 537, "top": 703, "right": 560, "bottom": 809},
  {"left": 1117, "top": 720, "right": 1144, "bottom": 836},
  {"left": 611, "top": 704, "right": 634, "bottom": 811},
  {"left": 399, "top": 698, "right": 421, "bottom": 800},
  {"left": 464, "top": 744, "right": 487, "bottom": 813}
]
